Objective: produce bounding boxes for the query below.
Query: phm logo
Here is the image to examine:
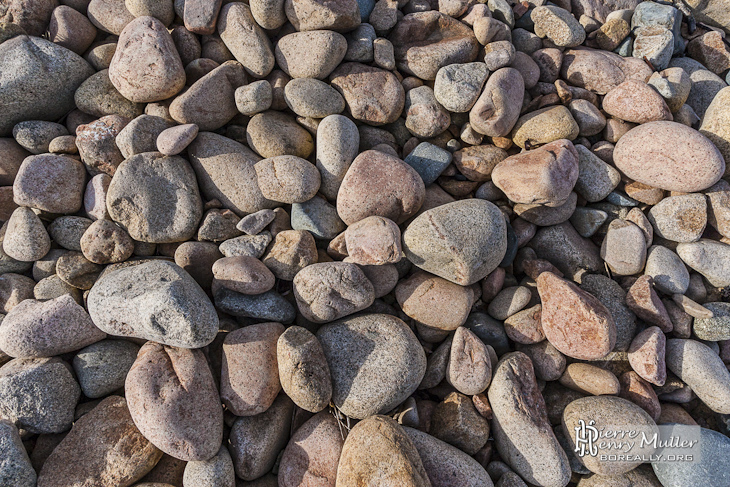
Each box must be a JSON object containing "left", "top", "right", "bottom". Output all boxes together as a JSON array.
[{"left": 574, "top": 419, "right": 599, "bottom": 457}]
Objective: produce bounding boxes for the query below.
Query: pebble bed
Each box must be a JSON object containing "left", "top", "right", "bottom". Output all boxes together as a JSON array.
[{"left": 1, "top": 0, "right": 730, "bottom": 486}]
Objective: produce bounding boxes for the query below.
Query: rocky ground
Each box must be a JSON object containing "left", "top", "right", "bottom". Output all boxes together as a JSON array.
[{"left": 1, "top": 0, "right": 730, "bottom": 486}]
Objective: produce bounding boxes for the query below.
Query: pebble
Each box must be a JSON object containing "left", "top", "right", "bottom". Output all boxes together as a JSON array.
[
  {"left": 488, "top": 352, "right": 571, "bottom": 487},
  {"left": 403, "top": 199, "right": 507, "bottom": 286},
  {"left": 220, "top": 322, "right": 283, "bottom": 416},
  {"left": 569, "top": 99, "right": 607, "bottom": 137},
  {"left": 633, "top": 25, "right": 674, "bottom": 71},
  {"left": 79, "top": 219, "right": 134, "bottom": 264},
  {"left": 0, "top": 357, "right": 80, "bottom": 434},
  {"left": 492, "top": 139, "right": 579, "bottom": 206},
  {"left": 218, "top": 3, "right": 275, "bottom": 78},
  {"left": 559, "top": 363, "right": 620, "bottom": 395},
  {"left": 109, "top": 16, "right": 185, "bottom": 103},
  {"left": 261, "top": 229, "right": 317, "bottom": 280},
  {"left": 627, "top": 326, "right": 666, "bottom": 387},
  {"left": 3, "top": 207, "right": 50, "bottom": 262},
  {"left": 563, "top": 396, "right": 658, "bottom": 475},
  {"left": 452, "top": 145, "right": 508, "bottom": 182},
  {"left": 503, "top": 304, "right": 545, "bottom": 344},
  {"left": 36, "top": 396, "right": 161, "bottom": 487},
  {"left": 183, "top": 0, "right": 222, "bottom": 34},
  {"left": 336, "top": 415, "right": 430, "bottom": 487},
  {"left": 560, "top": 48, "right": 653, "bottom": 95},
  {"left": 87, "top": 260, "right": 219, "bottom": 348},
  {"left": 647, "top": 194, "right": 707, "bottom": 243},
  {"left": 666, "top": 338, "right": 730, "bottom": 413},
  {"left": 330, "top": 62, "right": 404, "bottom": 125},
  {"left": 580, "top": 274, "right": 637, "bottom": 351},
  {"left": 284, "top": 78, "right": 345, "bottom": 118},
  {"left": 276, "top": 31, "right": 347, "bottom": 80},
  {"left": 12, "top": 121, "right": 68, "bottom": 155},
  {"left": 187, "top": 132, "right": 275, "bottom": 216},
  {"left": 430, "top": 391, "right": 490, "bottom": 455},
  {"left": 337, "top": 149, "right": 424, "bottom": 225},
  {"left": 532, "top": 6, "right": 586, "bottom": 47},
  {"left": 404, "top": 426, "right": 493, "bottom": 487},
  {"left": 537, "top": 271, "right": 617, "bottom": 360},
  {"left": 517, "top": 341, "right": 566, "bottom": 382},
  {"left": 73, "top": 339, "right": 140, "bottom": 398},
  {"left": 278, "top": 412, "right": 343, "bottom": 487},
  {"left": 276, "top": 326, "right": 332, "bottom": 413},
  {"left": 316, "top": 114, "right": 359, "bottom": 200},
  {"left": 235, "top": 81, "right": 272, "bottom": 116},
  {"left": 488, "top": 286, "right": 531, "bottom": 320},
  {"left": 469, "top": 67, "right": 525, "bottom": 137},
  {"left": 214, "top": 288, "right": 296, "bottom": 324},
  {"left": 653, "top": 427, "right": 730, "bottom": 487},
  {"left": 13, "top": 154, "right": 86, "bottom": 214},
  {"left": 511, "top": 105, "right": 580, "bottom": 149},
  {"left": 0, "top": 36, "right": 94, "bottom": 136},
  {"left": 0, "top": 294, "right": 105, "bottom": 358},
  {"left": 600, "top": 219, "right": 647, "bottom": 276},
  {"left": 156, "top": 124, "right": 198, "bottom": 156},
  {"left": 676, "top": 239, "right": 730, "bottom": 287},
  {"left": 483, "top": 40, "right": 515, "bottom": 71},
  {"left": 434, "top": 62, "right": 489, "bottom": 113},
  {"left": 405, "top": 85, "right": 451, "bottom": 138},
  {"left": 254, "top": 155, "right": 320, "bottom": 204},
  {"left": 574, "top": 144, "right": 621, "bottom": 202},
  {"left": 228, "top": 395, "right": 293, "bottom": 481},
  {"left": 603, "top": 80, "right": 673, "bottom": 124},
  {"left": 694, "top": 302, "right": 730, "bottom": 341},
  {"left": 106, "top": 152, "right": 202, "bottom": 243},
  {"left": 344, "top": 215, "right": 401, "bottom": 265},
  {"left": 0, "top": 419, "right": 36, "bottom": 487},
  {"left": 626, "top": 275, "right": 673, "bottom": 332},
  {"left": 404, "top": 142, "right": 453, "bottom": 186},
  {"left": 317, "top": 314, "right": 426, "bottom": 419},
  {"left": 182, "top": 445, "right": 235, "bottom": 487},
  {"left": 125, "top": 342, "right": 223, "bottom": 461},
  {"left": 614, "top": 121, "right": 725, "bottom": 193},
  {"left": 644, "top": 245, "right": 689, "bottom": 295},
  {"left": 389, "top": 11, "right": 479, "bottom": 80},
  {"left": 446, "top": 326, "right": 492, "bottom": 395}
]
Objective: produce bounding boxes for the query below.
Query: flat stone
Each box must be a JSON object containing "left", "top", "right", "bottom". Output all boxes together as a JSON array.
[
  {"left": 284, "top": 78, "right": 345, "bottom": 118},
  {"left": 653, "top": 427, "right": 730, "bottom": 487},
  {"left": 404, "top": 142, "right": 453, "bottom": 186},
  {"left": 452, "top": 144, "right": 508, "bottom": 182},
  {"left": 284, "top": 0, "right": 360, "bottom": 31},
  {"left": 214, "top": 288, "right": 296, "bottom": 323},
  {"left": 317, "top": 314, "right": 426, "bottom": 419},
  {"left": 87, "top": 260, "right": 219, "bottom": 348},
  {"left": 647, "top": 194, "right": 707, "bottom": 243},
  {"left": 666, "top": 338, "right": 730, "bottom": 413},
  {"left": 676, "top": 239, "right": 730, "bottom": 287},
  {"left": 694, "top": 302, "right": 730, "bottom": 341},
  {"left": 125, "top": 342, "right": 223, "bottom": 461}
]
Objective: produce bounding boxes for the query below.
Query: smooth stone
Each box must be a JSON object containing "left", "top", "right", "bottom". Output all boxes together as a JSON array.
[
  {"left": 488, "top": 286, "right": 532, "bottom": 320},
  {"left": 115, "top": 114, "right": 172, "bottom": 158},
  {"left": 569, "top": 99, "right": 607, "bottom": 137},
  {"left": 0, "top": 357, "right": 80, "bottom": 434},
  {"left": 511, "top": 105, "right": 580, "bottom": 149},
  {"left": 235, "top": 80, "right": 272, "bottom": 116},
  {"left": 574, "top": 144, "right": 621, "bottom": 202},
  {"left": 403, "top": 199, "right": 507, "bottom": 286},
  {"left": 220, "top": 323, "right": 284, "bottom": 416},
  {"left": 570, "top": 207, "right": 608, "bottom": 237},
  {"left": 603, "top": 79, "right": 672, "bottom": 124},
  {"left": 48, "top": 216, "right": 91, "bottom": 252},
  {"left": 336, "top": 415, "right": 430, "bottom": 487},
  {"left": 668, "top": 57, "right": 727, "bottom": 120},
  {"left": 278, "top": 412, "right": 343, "bottom": 487},
  {"left": 125, "top": 342, "right": 223, "bottom": 461},
  {"left": 329, "top": 62, "right": 404, "bottom": 125},
  {"left": 220, "top": 233, "right": 272, "bottom": 259},
  {"left": 277, "top": 326, "right": 332, "bottom": 413},
  {"left": 430, "top": 391, "right": 490, "bottom": 455},
  {"left": 2, "top": 207, "right": 51, "bottom": 262},
  {"left": 405, "top": 85, "right": 451, "bottom": 139},
  {"left": 676, "top": 239, "right": 730, "bottom": 287},
  {"left": 699, "top": 86, "right": 730, "bottom": 170},
  {"left": 0, "top": 36, "right": 94, "bottom": 136},
  {"left": 0, "top": 420, "right": 36, "bottom": 487},
  {"left": 284, "top": 78, "right": 345, "bottom": 118},
  {"left": 537, "top": 271, "right": 617, "bottom": 360},
  {"left": 647, "top": 194, "right": 707, "bottom": 243},
  {"left": 254, "top": 155, "right": 320, "bottom": 204},
  {"left": 218, "top": 3, "right": 275, "bottom": 78},
  {"left": 228, "top": 395, "right": 294, "bottom": 481},
  {"left": 284, "top": 0, "right": 360, "bottom": 31},
  {"left": 644, "top": 245, "right": 689, "bottom": 294},
  {"left": 404, "top": 142, "right": 452, "bottom": 186},
  {"left": 452, "top": 144, "right": 508, "bottom": 182},
  {"left": 627, "top": 326, "right": 666, "bottom": 386},
  {"left": 214, "top": 288, "right": 296, "bottom": 323},
  {"left": 12, "top": 121, "right": 68, "bottom": 155},
  {"left": 13, "top": 154, "right": 85, "bottom": 214},
  {"left": 246, "top": 111, "right": 313, "bottom": 159},
  {"left": 261, "top": 229, "right": 317, "bottom": 280},
  {"left": 514, "top": 191, "right": 578, "bottom": 227},
  {"left": 74, "top": 69, "right": 144, "bottom": 119},
  {"left": 316, "top": 114, "right": 359, "bottom": 200},
  {"left": 653, "top": 427, "right": 730, "bottom": 487},
  {"left": 109, "top": 16, "right": 185, "bottom": 103},
  {"left": 0, "top": 294, "right": 105, "bottom": 358},
  {"left": 169, "top": 61, "right": 245, "bottom": 131},
  {"left": 504, "top": 304, "right": 545, "bottom": 344},
  {"left": 600, "top": 219, "right": 647, "bottom": 276},
  {"left": 517, "top": 341, "right": 566, "bottom": 382},
  {"left": 35, "top": 396, "right": 161, "bottom": 487},
  {"left": 469, "top": 67, "right": 525, "bottom": 137},
  {"left": 532, "top": 5, "right": 586, "bottom": 47},
  {"left": 188, "top": 132, "right": 275, "bottom": 216},
  {"left": 404, "top": 426, "right": 494, "bottom": 487},
  {"left": 73, "top": 339, "right": 140, "bottom": 399},
  {"left": 446, "top": 326, "right": 492, "bottom": 395},
  {"left": 276, "top": 31, "right": 347, "bottom": 79},
  {"left": 182, "top": 445, "right": 235, "bottom": 487},
  {"left": 614, "top": 121, "right": 725, "bottom": 193},
  {"left": 560, "top": 48, "right": 654, "bottom": 95},
  {"left": 317, "top": 314, "right": 426, "bottom": 419},
  {"left": 337, "top": 149, "right": 424, "bottom": 225},
  {"left": 529, "top": 221, "right": 603, "bottom": 281},
  {"left": 559, "top": 363, "right": 620, "bottom": 395},
  {"left": 665, "top": 338, "right": 730, "bottom": 413},
  {"left": 434, "top": 62, "right": 489, "bottom": 113},
  {"left": 106, "top": 152, "right": 202, "bottom": 243},
  {"left": 562, "top": 396, "right": 658, "bottom": 475},
  {"left": 632, "top": 25, "right": 674, "bottom": 71},
  {"left": 580, "top": 274, "right": 636, "bottom": 352},
  {"left": 87, "top": 260, "right": 219, "bottom": 348},
  {"left": 488, "top": 352, "right": 571, "bottom": 487},
  {"left": 293, "top": 262, "right": 374, "bottom": 323},
  {"left": 626, "top": 275, "right": 673, "bottom": 332}
]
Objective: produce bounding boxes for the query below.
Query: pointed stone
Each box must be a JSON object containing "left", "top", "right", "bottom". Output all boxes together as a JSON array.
[
  {"left": 2, "top": 207, "right": 50, "bottom": 262},
  {"left": 626, "top": 275, "right": 673, "bottom": 332}
]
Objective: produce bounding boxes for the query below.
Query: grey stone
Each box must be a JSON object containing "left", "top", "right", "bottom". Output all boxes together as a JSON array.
[
  {"left": 12, "top": 121, "right": 68, "bottom": 155},
  {"left": 345, "top": 23, "right": 375, "bottom": 62},
  {"left": 653, "top": 427, "right": 730, "bottom": 487},
  {"left": 570, "top": 207, "right": 608, "bottom": 238},
  {"left": 214, "top": 288, "right": 296, "bottom": 324},
  {"left": 0, "top": 357, "right": 80, "bottom": 434},
  {"left": 48, "top": 216, "right": 93, "bottom": 251},
  {"left": 316, "top": 114, "right": 359, "bottom": 201},
  {"left": 631, "top": 1, "right": 682, "bottom": 54},
  {"left": 277, "top": 326, "right": 332, "bottom": 413},
  {"left": 219, "top": 232, "right": 272, "bottom": 258},
  {"left": 87, "top": 260, "right": 219, "bottom": 348},
  {"left": 644, "top": 245, "right": 690, "bottom": 295},
  {"left": 580, "top": 274, "right": 636, "bottom": 351},
  {"left": 0, "top": 420, "right": 36, "bottom": 487},
  {"left": 73, "top": 339, "right": 141, "bottom": 399},
  {"left": 403, "top": 199, "right": 507, "bottom": 286},
  {"left": 0, "top": 36, "right": 94, "bottom": 136},
  {"left": 317, "top": 314, "right": 426, "bottom": 419},
  {"left": 434, "top": 62, "right": 488, "bottom": 113},
  {"left": 676, "top": 239, "right": 730, "bottom": 287},
  {"left": 234, "top": 80, "right": 272, "bottom": 116},
  {"left": 404, "top": 142, "right": 452, "bottom": 186},
  {"left": 115, "top": 114, "right": 172, "bottom": 159},
  {"left": 291, "top": 197, "right": 345, "bottom": 240},
  {"left": 284, "top": 78, "right": 345, "bottom": 119},
  {"left": 668, "top": 57, "right": 727, "bottom": 119},
  {"left": 529, "top": 221, "right": 603, "bottom": 282},
  {"left": 694, "top": 302, "right": 730, "bottom": 341},
  {"left": 632, "top": 26, "right": 674, "bottom": 71},
  {"left": 183, "top": 445, "right": 236, "bottom": 487},
  {"left": 574, "top": 145, "right": 621, "bottom": 202},
  {"left": 666, "top": 339, "right": 730, "bottom": 414},
  {"left": 107, "top": 152, "right": 203, "bottom": 243},
  {"left": 465, "top": 311, "right": 511, "bottom": 356},
  {"left": 2, "top": 207, "right": 50, "bottom": 262},
  {"left": 647, "top": 194, "right": 707, "bottom": 243},
  {"left": 236, "top": 210, "right": 275, "bottom": 236}
]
